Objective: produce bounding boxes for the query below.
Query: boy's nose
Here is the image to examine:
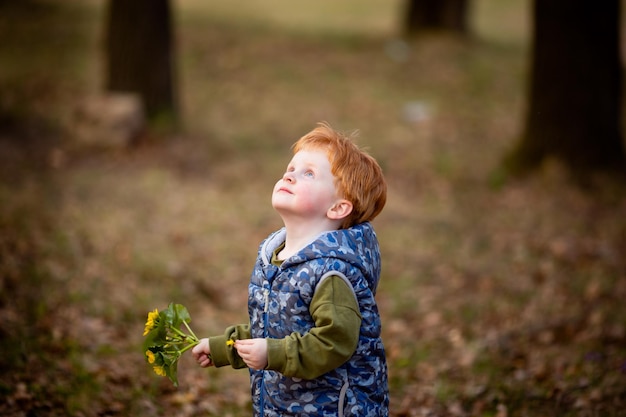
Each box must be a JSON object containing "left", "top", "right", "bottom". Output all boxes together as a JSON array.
[{"left": 283, "top": 172, "right": 295, "bottom": 183}]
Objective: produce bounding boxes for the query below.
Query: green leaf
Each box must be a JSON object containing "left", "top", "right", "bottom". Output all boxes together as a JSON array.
[
  {"left": 170, "top": 302, "right": 192, "bottom": 328},
  {"left": 143, "top": 317, "right": 167, "bottom": 352},
  {"left": 162, "top": 304, "right": 176, "bottom": 328},
  {"left": 167, "top": 359, "right": 180, "bottom": 387},
  {"left": 143, "top": 328, "right": 165, "bottom": 355}
]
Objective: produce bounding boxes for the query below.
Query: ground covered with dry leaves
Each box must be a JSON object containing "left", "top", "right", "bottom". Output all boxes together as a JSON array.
[{"left": 1, "top": 1, "right": 625, "bottom": 416}]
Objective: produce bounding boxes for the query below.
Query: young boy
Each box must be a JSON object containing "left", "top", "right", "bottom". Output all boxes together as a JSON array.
[{"left": 192, "top": 122, "right": 389, "bottom": 416}]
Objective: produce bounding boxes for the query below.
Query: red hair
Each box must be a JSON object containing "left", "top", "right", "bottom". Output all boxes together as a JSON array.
[{"left": 293, "top": 122, "right": 387, "bottom": 229}]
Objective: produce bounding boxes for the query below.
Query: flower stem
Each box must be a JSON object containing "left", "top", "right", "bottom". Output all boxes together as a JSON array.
[
  {"left": 179, "top": 341, "right": 199, "bottom": 355},
  {"left": 170, "top": 326, "right": 193, "bottom": 341},
  {"left": 182, "top": 320, "right": 199, "bottom": 341}
]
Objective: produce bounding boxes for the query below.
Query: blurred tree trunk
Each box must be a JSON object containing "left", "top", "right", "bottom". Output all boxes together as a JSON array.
[
  {"left": 403, "top": 0, "right": 470, "bottom": 36},
  {"left": 507, "top": 0, "right": 625, "bottom": 175},
  {"left": 105, "top": 0, "right": 177, "bottom": 126}
]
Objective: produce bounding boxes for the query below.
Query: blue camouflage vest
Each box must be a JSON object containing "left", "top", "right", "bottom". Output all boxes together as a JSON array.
[{"left": 248, "top": 222, "right": 389, "bottom": 417}]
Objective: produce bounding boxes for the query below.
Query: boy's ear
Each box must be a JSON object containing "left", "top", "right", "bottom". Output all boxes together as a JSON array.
[{"left": 327, "top": 199, "right": 353, "bottom": 220}]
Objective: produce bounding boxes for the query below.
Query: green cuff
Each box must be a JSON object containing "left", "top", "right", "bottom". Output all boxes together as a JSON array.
[
  {"left": 266, "top": 337, "right": 287, "bottom": 372},
  {"left": 208, "top": 335, "right": 232, "bottom": 367},
  {"left": 209, "top": 325, "right": 248, "bottom": 369}
]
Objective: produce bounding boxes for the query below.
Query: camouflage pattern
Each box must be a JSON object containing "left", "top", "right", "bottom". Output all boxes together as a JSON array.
[{"left": 248, "top": 222, "right": 389, "bottom": 417}]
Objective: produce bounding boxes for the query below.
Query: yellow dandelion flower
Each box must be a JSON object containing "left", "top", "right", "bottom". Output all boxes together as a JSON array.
[
  {"left": 153, "top": 365, "right": 167, "bottom": 377},
  {"left": 226, "top": 339, "right": 235, "bottom": 347},
  {"left": 146, "top": 350, "right": 155, "bottom": 364},
  {"left": 143, "top": 309, "right": 159, "bottom": 336}
]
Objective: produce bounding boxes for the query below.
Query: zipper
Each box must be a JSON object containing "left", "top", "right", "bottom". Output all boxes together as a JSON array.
[
  {"left": 263, "top": 288, "right": 270, "bottom": 313},
  {"left": 259, "top": 286, "right": 270, "bottom": 416}
]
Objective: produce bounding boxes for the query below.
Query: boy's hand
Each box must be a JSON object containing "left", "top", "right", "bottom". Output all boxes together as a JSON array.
[
  {"left": 192, "top": 338, "right": 213, "bottom": 367},
  {"left": 234, "top": 338, "right": 268, "bottom": 370}
]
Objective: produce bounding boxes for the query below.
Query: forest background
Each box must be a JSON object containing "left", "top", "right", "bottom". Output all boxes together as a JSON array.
[{"left": 0, "top": 0, "right": 625, "bottom": 416}]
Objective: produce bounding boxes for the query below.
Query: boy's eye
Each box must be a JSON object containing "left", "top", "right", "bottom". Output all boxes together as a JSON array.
[{"left": 304, "top": 170, "right": 314, "bottom": 178}]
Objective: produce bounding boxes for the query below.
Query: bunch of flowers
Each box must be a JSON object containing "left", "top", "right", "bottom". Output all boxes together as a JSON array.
[{"left": 142, "top": 303, "right": 199, "bottom": 386}]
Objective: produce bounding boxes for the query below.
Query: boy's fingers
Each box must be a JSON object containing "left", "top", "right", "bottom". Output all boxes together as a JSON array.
[{"left": 235, "top": 338, "right": 259, "bottom": 347}]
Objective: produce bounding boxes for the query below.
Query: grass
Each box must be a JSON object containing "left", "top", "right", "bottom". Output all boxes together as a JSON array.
[{"left": 1, "top": 0, "right": 625, "bottom": 416}]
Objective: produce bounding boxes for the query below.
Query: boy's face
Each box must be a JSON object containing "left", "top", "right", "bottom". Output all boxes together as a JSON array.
[{"left": 272, "top": 149, "right": 340, "bottom": 220}]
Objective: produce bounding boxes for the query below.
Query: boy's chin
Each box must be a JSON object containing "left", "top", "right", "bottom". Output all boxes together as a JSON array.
[
  {"left": 271, "top": 202, "right": 288, "bottom": 215},
  {"left": 271, "top": 198, "right": 291, "bottom": 212}
]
